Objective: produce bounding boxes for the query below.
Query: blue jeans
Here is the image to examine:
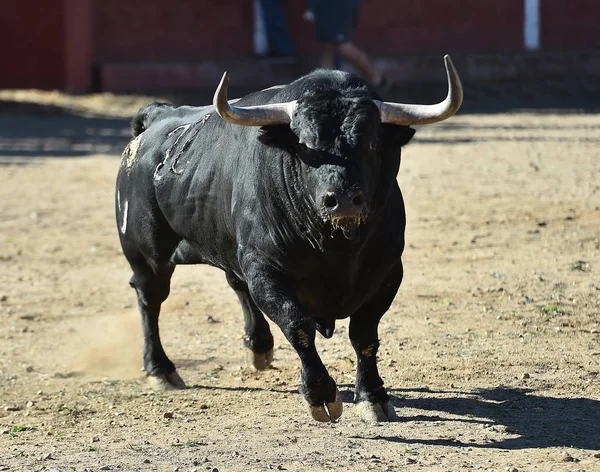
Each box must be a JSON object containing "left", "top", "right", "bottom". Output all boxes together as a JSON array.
[{"left": 260, "top": 0, "right": 296, "bottom": 56}]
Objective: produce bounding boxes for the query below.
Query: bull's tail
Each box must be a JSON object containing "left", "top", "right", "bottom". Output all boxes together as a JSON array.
[{"left": 131, "top": 102, "right": 177, "bottom": 137}]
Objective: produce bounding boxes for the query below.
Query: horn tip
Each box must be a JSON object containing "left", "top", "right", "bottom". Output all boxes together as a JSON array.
[
  {"left": 214, "top": 71, "right": 230, "bottom": 117},
  {"left": 443, "top": 55, "right": 463, "bottom": 112},
  {"left": 218, "top": 71, "right": 230, "bottom": 87},
  {"left": 443, "top": 55, "right": 459, "bottom": 79}
]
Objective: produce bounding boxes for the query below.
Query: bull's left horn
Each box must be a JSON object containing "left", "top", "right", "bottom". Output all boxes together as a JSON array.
[
  {"left": 374, "top": 55, "right": 463, "bottom": 126},
  {"left": 213, "top": 72, "right": 296, "bottom": 126}
]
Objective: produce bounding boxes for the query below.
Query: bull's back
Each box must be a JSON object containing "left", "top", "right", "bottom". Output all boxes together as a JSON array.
[
  {"left": 116, "top": 102, "right": 249, "bottom": 271},
  {"left": 116, "top": 105, "right": 209, "bottom": 259}
]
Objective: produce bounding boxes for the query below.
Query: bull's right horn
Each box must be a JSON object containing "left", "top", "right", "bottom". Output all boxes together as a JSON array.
[
  {"left": 374, "top": 55, "right": 463, "bottom": 126},
  {"left": 213, "top": 72, "right": 296, "bottom": 127}
]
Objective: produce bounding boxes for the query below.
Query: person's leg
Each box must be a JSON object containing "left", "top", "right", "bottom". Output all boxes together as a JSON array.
[
  {"left": 314, "top": 0, "right": 383, "bottom": 85},
  {"left": 338, "top": 42, "right": 381, "bottom": 85},
  {"left": 320, "top": 43, "right": 337, "bottom": 70},
  {"left": 314, "top": 0, "right": 353, "bottom": 70},
  {"left": 260, "top": 0, "right": 295, "bottom": 57}
]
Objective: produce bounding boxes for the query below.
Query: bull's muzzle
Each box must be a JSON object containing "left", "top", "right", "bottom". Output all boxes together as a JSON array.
[{"left": 320, "top": 188, "right": 369, "bottom": 240}]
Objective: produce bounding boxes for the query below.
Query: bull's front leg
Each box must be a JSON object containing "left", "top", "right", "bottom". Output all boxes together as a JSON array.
[
  {"left": 283, "top": 315, "right": 343, "bottom": 422},
  {"left": 245, "top": 268, "right": 342, "bottom": 422},
  {"left": 349, "top": 315, "right": 397, "bottom": 422},
  {"left": 349, "top": 264, "right": 403, "bottom": 422}
]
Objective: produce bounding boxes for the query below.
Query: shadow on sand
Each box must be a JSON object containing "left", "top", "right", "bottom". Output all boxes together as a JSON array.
[
  {"left": 352, "top": 385, "right": 600, "bottom": 451},
  {"left": 187, "top": 381, "right": 598, "bottom": 450},
  {"left": 0, "top": 101, "right": 131, "bottom": 164},
  {"left": 2, "top": 77, "right": 599, "bottom": 165}
]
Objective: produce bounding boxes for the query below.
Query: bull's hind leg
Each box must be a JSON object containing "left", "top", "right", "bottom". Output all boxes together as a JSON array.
[
  {"left": 225, "top": 272, "right": 274, "bottom": 370},
  {"left": 127, "top": 254, "right": 186, "bottom": 390},
  {"left": 349, "top": 263, "right": 403, "bottom": 422}
]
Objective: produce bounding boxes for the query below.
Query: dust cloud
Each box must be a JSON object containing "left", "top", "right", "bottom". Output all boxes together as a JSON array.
[{"left": 68, "top": 308, "right": 143, "bottom": 381}]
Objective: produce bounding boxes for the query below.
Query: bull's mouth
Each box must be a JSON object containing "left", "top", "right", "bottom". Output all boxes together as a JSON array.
[{"left": 326, "top": 215, "right": 366, "bottom": 240}]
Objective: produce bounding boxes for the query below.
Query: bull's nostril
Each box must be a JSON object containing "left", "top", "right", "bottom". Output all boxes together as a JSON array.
[
  {"left": 323, "top": 194, "right": 338, "bottom": 209},
  {"left": 352, "top": 194, "right": 364, "bottom": 207}
]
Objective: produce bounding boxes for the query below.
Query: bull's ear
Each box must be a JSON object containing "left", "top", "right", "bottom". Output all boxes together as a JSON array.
[
  {"left": 383, "top": 125, "right": 416, "bottom": 148},
  {"left": 258, "top": 124, "right": 298, "bottom": 151}
]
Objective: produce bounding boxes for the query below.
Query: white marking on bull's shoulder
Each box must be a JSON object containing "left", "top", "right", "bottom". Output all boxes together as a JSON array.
[
  {"left": 153, "top": 164, "right": 163, "bottom": 182},
  {"left": 154, "top": 124, "right": 193, "bottom": 182},
  {"left": 261, "top": 84, "right": 285, "bottom": 92},
  {"left": 121, "top": 133, "right": 144, "bottom": 174},
  {"left": 120, "top": 200, "right": 129, "bottom": 234},
  {"left": 167, "top": 124, "right": 191, "bottom": 136}
]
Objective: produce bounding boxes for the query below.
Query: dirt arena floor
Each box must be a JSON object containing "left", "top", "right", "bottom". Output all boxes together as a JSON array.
[{"left": 0, "top": 90, "right": 599, "bottom": 472}]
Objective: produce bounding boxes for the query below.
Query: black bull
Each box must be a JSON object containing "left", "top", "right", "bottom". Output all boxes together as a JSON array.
[{"left": 115, "top": 56, "right": 462, "bottom": 422}]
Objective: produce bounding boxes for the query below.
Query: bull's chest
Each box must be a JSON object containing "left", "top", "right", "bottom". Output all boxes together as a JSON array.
[{"left": 293, "top": 258, "right": 390, "bottom": 320}]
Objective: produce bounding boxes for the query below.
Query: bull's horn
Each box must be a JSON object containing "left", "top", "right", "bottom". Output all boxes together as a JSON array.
[
  {"left": 213, "top": 72, "right": 296, "bottom": 126},
  {"left": 374, "top": 55, "right": 463, "bottom": 126}
]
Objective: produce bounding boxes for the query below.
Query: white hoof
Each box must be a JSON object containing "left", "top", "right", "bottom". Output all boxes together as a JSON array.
[
  {"left": 355, "top": 401, "right": 397, "bottom": 422},
  {"left": 306, "top": 389, "right": 343, "bottom": 422},
  {"left": 247, "top": 349, "right": 274, "bottom": 370},
  {"left": 147, "top": 370, "right": 187, "bottom": 391}
]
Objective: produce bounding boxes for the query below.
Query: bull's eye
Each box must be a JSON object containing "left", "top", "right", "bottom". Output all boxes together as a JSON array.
[{"left": 369, "top": 140, "right": 378, "bottom": 150}]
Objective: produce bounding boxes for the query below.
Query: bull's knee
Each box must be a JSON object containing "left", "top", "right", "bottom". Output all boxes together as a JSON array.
[{"left": 131, "top": 274, "right": 171, "bottom": 307}]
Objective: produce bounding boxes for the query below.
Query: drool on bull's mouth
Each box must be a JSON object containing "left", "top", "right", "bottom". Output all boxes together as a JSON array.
[{"left": 325, "top": 215, "right": 367, "bottom": 240}]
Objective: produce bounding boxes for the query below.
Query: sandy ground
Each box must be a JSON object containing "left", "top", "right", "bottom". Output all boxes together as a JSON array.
[{"left": 0, "top": 93, "right": 599, "bottom": 472}]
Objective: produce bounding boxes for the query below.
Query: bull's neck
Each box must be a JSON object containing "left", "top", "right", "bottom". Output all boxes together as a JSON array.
[{"left": 273, "top": 154, "right": 326, "bottom": 252}]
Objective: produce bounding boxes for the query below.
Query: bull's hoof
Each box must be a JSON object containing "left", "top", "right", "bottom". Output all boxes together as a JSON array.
[
  {"left": 246, "top": 348, "right": 274, "bottom": 370},
  {"left": 306, "top": 388, "right": 343, "bottom": 422},
  {"left": 147, "top": 370, "right": 187, "bottom": 391},
  {"left": 355, "top": 401, "right": 397, "bottom": 422}
]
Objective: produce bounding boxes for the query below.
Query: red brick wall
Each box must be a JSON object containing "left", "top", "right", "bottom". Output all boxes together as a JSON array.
[
  {"left": 65, "top": 0, "right": 94, "bottom": 92},
  {"left": 0, "top": 1, "right": 65, "bottom": 89},
  {"left": 285, "top": 0, "right": 524, "bottom": 56},
  {"left": 93, "top": 0, "right": 254, "bottom": 62},
  {"left": 541, "top": 0, "right": 600, "bottom": 50},
  {"left": 1, "top": 1, "right": 599, "bottom": 91},
  {"left": 92, "top": 0, "right": 525, "bottom": 64}
]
